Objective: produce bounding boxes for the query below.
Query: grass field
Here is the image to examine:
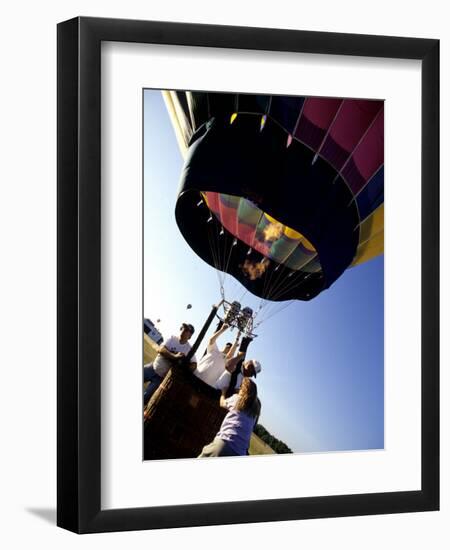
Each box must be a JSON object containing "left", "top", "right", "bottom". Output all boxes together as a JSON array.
[
  {"left": 144, "top": 333, "right": 159, "bottom": 364},
  {"left": 143, "top": 333, "right": 275, "bottom": 455},
  {"left": 249, "top": 433, "right": 276, "bottom": 455}
]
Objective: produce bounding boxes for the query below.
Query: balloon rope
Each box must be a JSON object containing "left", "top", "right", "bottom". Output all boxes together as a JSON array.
[
  {"left": 223, "top": 233, "right": 236, "bottom": 287},
  {"left": 255, "top": 289, "right": 297, "bottom": 327},
  {"left": 271, "top": 267, "right": 312, "bottom": 301},
  {"left": 261, "top": 252, "right": 293, "bottom": 302},
  {"left": 262, "top": 263, "right": 290, "bottom": 303},
  {"left": 260, "top": 258, "right": 275, "bottom": 304},
  {"left": 217, "top": 227, "right": 229, "bottom": 294},
  {"left": 217, "top": 221, "right": 230, "bottom": 292},
  {"left": 251, "top": 261, "right": 273, "bottom": 320},
  {"left": 205, "top": 209, "right": 236, "bottom": 302},
  {"left": 254, "top": 300, "right": 296, "bottom": 329},
  {"left": 206, "top": 217, "right": 226, "bottom": 294},
  {"left": 225, "top": 195, "right": 247, "bottom": 300},
  {"left": 217, "top": 198, "right": 235, "bottom": 295},
  {"left": 264, "top": 250, "right": 319, "bottom": 303},
  {"left": 205, "top": 221, "right": 218, "bottom": 270},
  {"left": 219, "top": 227, "right": 227, "bottom": 281},
  {"left": 238, "top": 286, "right": 249, "bottom": 304},
  {"left": 254, "top": 303, "right": 285, "bottom": 328},
  {"left": 264, "top": 271, "right": 301, "bottom": 304},
  {"left": 218, "top": 234, "right": 232, "bottom": 301},
  {"left": 262, "top": 236, "right": 315, "bottom": 301},
  {"left": 256, "top": 271, "right": 315, "bottom": 327},
  {"left": 230, "top": 208, "right": 265, "bottom": 308},
  {"left": 247, "top": 210, "right": 265, "bottom": 253},
  {"left": 210, "top": 219, "right": 222, "bottom": 273},
  {"left": 226, "top": 277, "right": 243, "bottom": 302},
  {"left": 270, "top": 272, "right": 313, "bottom": 303}
]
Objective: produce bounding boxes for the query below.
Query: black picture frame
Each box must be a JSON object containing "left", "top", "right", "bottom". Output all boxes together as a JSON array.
[{"left": 57, "top": 16, "right": 439, "bottom": 533}]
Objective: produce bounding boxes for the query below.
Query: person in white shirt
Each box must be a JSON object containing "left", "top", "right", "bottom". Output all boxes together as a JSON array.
[
  {"left": 193, "top": 323, "right": 244, "bottom": 391},
  {"left": 143, "top": 323, "right": 197, "bottom": 405}
]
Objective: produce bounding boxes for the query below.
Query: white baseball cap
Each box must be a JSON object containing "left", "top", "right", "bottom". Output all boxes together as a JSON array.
[{"left": 251, "top": 360, "right": 261, "bottom": 377}]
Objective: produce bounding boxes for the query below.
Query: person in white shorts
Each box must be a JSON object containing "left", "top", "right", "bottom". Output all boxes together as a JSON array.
[{"left": 143, "top": 323, "right": 197, "bottom": 405}]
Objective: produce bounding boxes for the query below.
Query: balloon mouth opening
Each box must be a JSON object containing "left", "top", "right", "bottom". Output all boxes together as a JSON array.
[
  {"left": 201, "top": 191, "right": 323, "bottom": 279},
  {"left": 176, "top": 189, "right": 327, "bottom": 302},
  {"left": 175, "top": 115, "right": 360, "bottom": 302}
]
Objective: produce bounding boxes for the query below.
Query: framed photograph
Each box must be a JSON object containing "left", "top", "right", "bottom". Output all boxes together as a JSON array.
[{"left": 57, "top": 17, "right": 439, "bottom": 533}]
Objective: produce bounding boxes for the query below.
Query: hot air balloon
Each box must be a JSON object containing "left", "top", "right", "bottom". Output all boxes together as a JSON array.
[{"left": 164, "top": 91, "right": 383, "bottom": 304}]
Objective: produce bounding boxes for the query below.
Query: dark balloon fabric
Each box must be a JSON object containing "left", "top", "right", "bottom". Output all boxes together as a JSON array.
[{"left": 165, "top": 91, "right": 384, "bottom": 302}]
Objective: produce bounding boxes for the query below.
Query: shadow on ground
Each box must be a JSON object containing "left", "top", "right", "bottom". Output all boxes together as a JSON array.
[{"left": 26, "top": 508, "right": 56, "bottom": 525}]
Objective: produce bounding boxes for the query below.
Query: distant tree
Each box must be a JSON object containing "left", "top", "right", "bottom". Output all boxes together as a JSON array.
[{"left": 254, "top": 423, "right": 293, "bottom": 454}]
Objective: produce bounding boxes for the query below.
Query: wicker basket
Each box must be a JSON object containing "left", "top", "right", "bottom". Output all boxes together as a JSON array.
[{"left": 143, "top": 366, "right": 226, "bottom": 460}]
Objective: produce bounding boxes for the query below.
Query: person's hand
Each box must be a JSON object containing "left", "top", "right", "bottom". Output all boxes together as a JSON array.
[
  {"left": 225, "top": 360, "right": 238, "bottom": 373},
  {"left": 239, "top": 336, "right": 253, "bottom": 353},
  {"left": 174, "top": 351, "right": 185, "bottom": 359},
  {"left": 222, "top": 323, "right": 230, "bottom": 331},
  {"left": 188, "top": 362, "right": 197, "bottom": 373}
]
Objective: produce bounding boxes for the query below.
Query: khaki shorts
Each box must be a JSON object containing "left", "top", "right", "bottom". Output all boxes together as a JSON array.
[{"left": 198, "top": 437, "right": 239, "bottom": 457}]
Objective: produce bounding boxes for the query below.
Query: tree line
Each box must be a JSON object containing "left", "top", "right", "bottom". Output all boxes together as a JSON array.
[{"left": 254, "top": 424, "right": 292, "bottom": 454}]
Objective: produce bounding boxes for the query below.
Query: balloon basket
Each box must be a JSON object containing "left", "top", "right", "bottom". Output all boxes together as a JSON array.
[{"left": 143, "top": 367, "right": 226, "bottom": 460}]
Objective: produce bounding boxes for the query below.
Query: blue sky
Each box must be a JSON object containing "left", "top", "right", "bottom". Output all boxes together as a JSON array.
[{"left": 144, "top": 89, "right": 384, "bottom": 453}]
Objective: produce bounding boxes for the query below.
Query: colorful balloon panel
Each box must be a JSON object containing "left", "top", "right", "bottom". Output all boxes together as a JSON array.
[{"left": 203, "top": 191, "right": 321, "bottom": 273}]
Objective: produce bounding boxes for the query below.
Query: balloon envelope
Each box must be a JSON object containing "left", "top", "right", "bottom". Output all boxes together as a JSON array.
[{"left": 165, "top": 91, "right": 384, "bottom": 302}]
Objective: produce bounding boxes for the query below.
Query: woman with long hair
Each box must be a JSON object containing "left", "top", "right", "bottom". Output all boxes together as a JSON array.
[{"left": 198, "top": 377, "right": 261, "bottom": 457}]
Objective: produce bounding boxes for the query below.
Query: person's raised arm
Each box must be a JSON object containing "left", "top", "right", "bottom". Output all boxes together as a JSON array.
[
  {"left": 208, "top": 322, "right": 229, "bottom": 348},
  {"left": 225, "top": 331, "right": 241, "bottom": 359},
  {"left": 225, "top": 351, "right": 245, "bottom": 372}
]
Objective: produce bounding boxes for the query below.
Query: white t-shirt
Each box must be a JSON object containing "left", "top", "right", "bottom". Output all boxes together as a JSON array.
[
  {"left": 152, "top": 335, "right": 196, "bottom": 378},
  {"left": 194, "top": 341, "right": 230, "bottom": 390}
]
